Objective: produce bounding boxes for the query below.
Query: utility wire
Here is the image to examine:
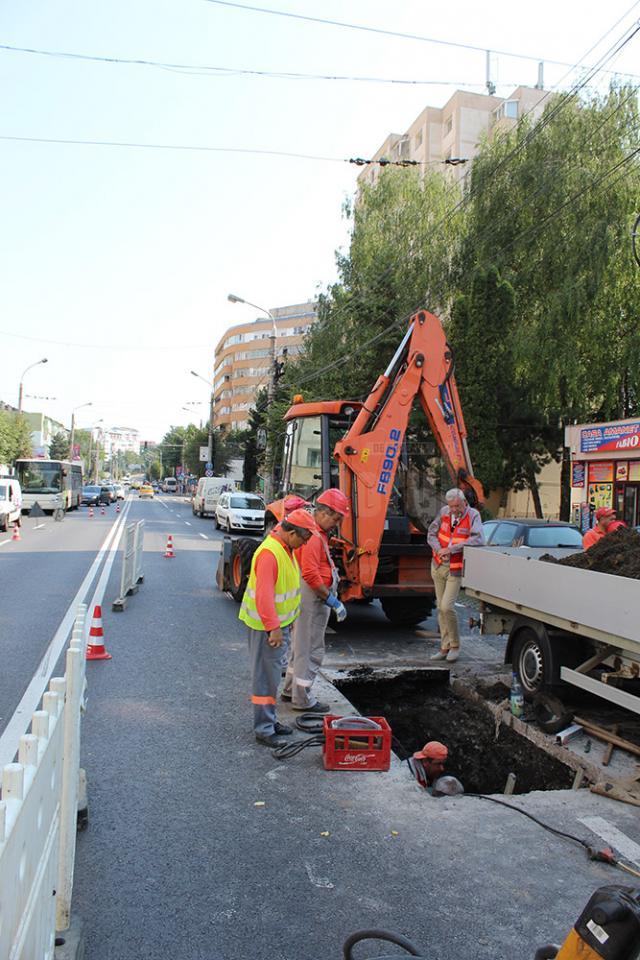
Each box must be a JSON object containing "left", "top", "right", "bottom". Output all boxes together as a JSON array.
[
  {"left": 202, "top": 0, "right": 640, "bottom": 79},
  {"left": 0, "top": 43, "right": 517, "bottom": 88}
]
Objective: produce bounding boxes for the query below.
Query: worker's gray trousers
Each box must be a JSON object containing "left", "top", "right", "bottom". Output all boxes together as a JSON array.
[
  {"left": 282, "top": 581, "right": 330, "bottom": 709},
  {"left": 248, "top": 626, "right": 290, "bottom": 737},
  {"left": 431, "top": 561, "right": 462, "bottom": 651}
]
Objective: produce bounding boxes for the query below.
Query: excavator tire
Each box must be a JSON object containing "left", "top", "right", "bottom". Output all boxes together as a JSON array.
[
  {"left": 380, "top": 596, "right": 435, "bottom": 627},
  {"left": 229, "top": 537, "right": 259, "bottom": 603}
]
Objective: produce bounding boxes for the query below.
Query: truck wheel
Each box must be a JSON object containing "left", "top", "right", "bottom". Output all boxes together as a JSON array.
[
  {"left": 229, "top": 538, "right": 259, "bottom": 602},
  {"left": 381, "top": 596, "right": 435, "bottom": 626},
  {"left": 511, "top": 627, "right": 552, "bottom": 701}
]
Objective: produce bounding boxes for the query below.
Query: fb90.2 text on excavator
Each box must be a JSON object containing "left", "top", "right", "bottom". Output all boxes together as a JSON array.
[{"left": 218, "top": 308, "right": 483, "bottom": 626}]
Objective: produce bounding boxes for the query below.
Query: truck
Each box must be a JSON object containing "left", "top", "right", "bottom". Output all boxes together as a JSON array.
[
  {"left": 218, "top": 308, "right": 484, "bottom": 625},
  {"left": 462, "top": 547, "right": 640, "bottom": 715}
]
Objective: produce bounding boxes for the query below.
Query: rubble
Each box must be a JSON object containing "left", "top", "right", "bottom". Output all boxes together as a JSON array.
[{"left": 541, "top": 526, "right": 640, "bottom": 579}]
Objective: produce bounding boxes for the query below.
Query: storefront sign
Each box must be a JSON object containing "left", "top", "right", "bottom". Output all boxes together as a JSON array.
[
  {"left": 616, "top": 462, "right": 629, "bottom": 481},
  {"left": 571, "top": 463, "right": 585, "bottom": 487},
  {"left": 630, "top": 462, "right": 640, "bottom": 482},
  {"left": 588, "top": 462, "right": 614, "bottom": 483},
  {"left": 588, "top": 482, "right": 613, "bottom": 512},
  {"left": 580, "top": 421, "right": 640, "bottom": 453}
]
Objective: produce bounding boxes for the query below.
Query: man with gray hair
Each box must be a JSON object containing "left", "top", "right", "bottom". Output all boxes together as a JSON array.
[{"left": 427, "top": 488, "right": 484, "bottom": 662}]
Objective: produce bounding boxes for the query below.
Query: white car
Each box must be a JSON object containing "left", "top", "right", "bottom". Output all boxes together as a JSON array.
[
  {"left": 215, "top": 492, "right": 265, "bottom": 533},
  {"left": 0, "top": 477, "right": 22, "bottom": 532},
  {"left": 114, "top": 483, "right": 125, "bottom": 500}
]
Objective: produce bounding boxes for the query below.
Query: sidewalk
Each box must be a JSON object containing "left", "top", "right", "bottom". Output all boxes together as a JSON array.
[{"left": 73, "top": 534, "right": 640, "bottom": 960}]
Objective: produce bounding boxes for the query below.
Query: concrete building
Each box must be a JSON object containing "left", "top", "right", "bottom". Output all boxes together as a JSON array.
[
  {"left": 23, "top": 410, "right": 69, "bottom": 458},
  {"left": 103, "top": 427, "right": 141, "bottom": 459},
  {"left": 357, "top": 85, "right": 547, "bottom": 191},
  {"left": 213, "top": 301, "right": 317, "bottom": 431}
]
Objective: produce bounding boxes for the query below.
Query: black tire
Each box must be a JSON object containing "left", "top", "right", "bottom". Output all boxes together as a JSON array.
[
  {"left": 229, "top": 538, "right": 259, "bottom": 602},
  {"left": 380, "top": 596, "right": 435, "bottom": 626},
  {"left": 532, "top": 692, "right": 573, "bottom": 734},
  {"left": 511, "top": 627, "right": 553, "bottom": 701},
  {"left": 213, "top": 515, "right": 219, "bottom": 529},
  {"left": 0, "top": 515, "right": 7, "bottom": 533}
]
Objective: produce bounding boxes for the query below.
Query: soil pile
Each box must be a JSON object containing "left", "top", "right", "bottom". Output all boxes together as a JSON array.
[{"left": 541, "top": 526, "right": 640, "bottom": 579}]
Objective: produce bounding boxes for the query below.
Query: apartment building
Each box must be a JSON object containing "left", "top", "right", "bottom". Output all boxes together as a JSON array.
[
  {"left": 213, "top": 301, "right": 317, "bottom": 431},
  {"left": 357, "top": 85, "right": 547, "bottom": 191},
  {"left": 102, "top": 427, "right": 141, "bottom": 458}
]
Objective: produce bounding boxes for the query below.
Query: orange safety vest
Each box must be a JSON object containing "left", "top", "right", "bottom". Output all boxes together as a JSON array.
[{"left": 432, "top": 511, "right": 473, "bottom": 573}]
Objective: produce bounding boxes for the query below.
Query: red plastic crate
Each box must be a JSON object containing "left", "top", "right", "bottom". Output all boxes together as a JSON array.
[{"left": 323, "top": 715, "right": 391, "bottom": 771}]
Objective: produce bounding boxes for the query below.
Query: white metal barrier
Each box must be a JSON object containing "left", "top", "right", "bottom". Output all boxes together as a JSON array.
[
  {"left": 0, "top": 604, "right": 87, "bottom": 958},
  {"left": 113, "top": 519, "right": 145, "bottom": 611}
]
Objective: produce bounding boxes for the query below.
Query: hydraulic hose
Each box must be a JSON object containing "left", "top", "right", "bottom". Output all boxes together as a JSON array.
[{"left": 342, "top": 929, "right": 423, "bottom": 959}]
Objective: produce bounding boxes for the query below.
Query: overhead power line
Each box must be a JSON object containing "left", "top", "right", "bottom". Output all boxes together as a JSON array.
[
  {"left": 203, "top": 0, "right": 640, "bottom": 79},
  {"left": 0, "top": 42, "right": 516, "bottom": 87}
]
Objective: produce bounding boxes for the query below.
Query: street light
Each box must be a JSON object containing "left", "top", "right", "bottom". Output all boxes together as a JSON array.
[
  {"left": 69, "top": 402, "right": 92, "bottom": 461},
  {"left": 227, "top": 292, "right": 278, "bottom": 499},
  {"left": 17, "top": 358, "right": 48, "bottom": 413},
  {"left": 190, "top": 370, "right": 214, "bottom": 466}
]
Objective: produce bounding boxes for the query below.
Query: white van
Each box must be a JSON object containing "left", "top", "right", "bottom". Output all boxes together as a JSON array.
[
  {"left": 0, "top": 477, "right": 22, "bottom": 532},
  {"left": 192, "top": 477, "right": 233, "bottom": 518},
  {"left": 163, "top": 477, "right": 178, "bottom": 494}
]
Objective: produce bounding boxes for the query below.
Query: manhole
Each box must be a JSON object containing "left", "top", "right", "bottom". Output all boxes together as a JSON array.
[{"left": 333, "top": 668, "right": 576, "bottom": 795}]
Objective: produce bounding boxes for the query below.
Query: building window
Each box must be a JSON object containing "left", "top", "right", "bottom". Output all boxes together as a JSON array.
[{"left": 494, "top": 100, "right": 518, "bottom": 121}]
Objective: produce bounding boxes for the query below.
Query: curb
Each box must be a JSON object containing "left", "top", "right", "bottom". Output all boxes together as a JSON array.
[{"left": 55, "top": 915, "right": 85, "bottom": 960}]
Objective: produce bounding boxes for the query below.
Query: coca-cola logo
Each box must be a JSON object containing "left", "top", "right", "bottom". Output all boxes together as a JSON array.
[{"left": 340, "top": 754, "right": 371, "bottom": 764}]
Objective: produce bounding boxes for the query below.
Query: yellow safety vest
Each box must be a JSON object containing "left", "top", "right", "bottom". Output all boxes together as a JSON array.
[{"left": 238, "top": 536, "right": 301, "bottom": 631}]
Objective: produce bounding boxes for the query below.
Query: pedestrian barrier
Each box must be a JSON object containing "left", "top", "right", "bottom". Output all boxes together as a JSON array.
[
  {"left": 0, "top": 604, "right": 88, "bottom": 957},
  {"left": 112, "top": 520, "right": 145, "bottom": 611}
]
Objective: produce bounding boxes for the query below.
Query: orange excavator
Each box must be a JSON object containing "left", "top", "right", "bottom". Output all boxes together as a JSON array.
[{"left": 218, "top": 308, "right": 483, "bottom": 625}]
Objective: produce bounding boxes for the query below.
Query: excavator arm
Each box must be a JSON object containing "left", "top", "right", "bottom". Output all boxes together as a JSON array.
[{"left": 333, "top": 309, "right": 483, "bottom": 592}]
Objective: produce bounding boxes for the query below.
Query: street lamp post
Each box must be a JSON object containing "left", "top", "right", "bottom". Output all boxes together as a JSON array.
[
  {"left": 17, "top": 358, "right": 48, "bottom": 413},
  {"left": 227, "top": 293, "right": 278, "bottom": 499},
  {"left": 69, "top": 402, "right": 92, "bottom": 461},
  {"left": 191, "top": 371, "right": 214, "bottom": 466}
]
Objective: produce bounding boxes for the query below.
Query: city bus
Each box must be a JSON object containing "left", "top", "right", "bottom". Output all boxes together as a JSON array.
[{"left": 15, "top": 459, "right": 83, "bottom": 513}]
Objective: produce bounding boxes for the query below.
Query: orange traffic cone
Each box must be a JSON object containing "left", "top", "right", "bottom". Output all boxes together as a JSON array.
[
  {"left": 86, "top": 605, "right": 112, "bottom": 660},
  {"left": 164, "top": 534, "right": 175, "bottom": 559},
  {"left": 116, "top": 503, "right": 120, "bottom": 514},
  {"left": 11, "top": 523, "right": 21, "bottom": 541},
  {"left": 101, "top": 505, "right": 105, "bottom": 516}
]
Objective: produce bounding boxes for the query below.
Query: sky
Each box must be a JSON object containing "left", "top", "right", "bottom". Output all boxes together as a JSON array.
[{"left": 0, "top": 0, "right": 638, "bottom": 442}]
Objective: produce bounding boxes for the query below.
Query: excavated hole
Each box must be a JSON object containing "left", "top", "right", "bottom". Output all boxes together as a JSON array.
[{"left": 333, "top": 668, "right": 575, "bottom": 795}]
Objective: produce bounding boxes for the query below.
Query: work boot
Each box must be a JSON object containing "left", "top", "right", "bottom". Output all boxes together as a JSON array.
[
  {"left": 430, "top": 650, "right": 448, "bottom": 661},
  {"left": 446, "top": 649, "right": 460, "bottom": 663},
  {"left": 255, "top": 733, "right": 289, "bottom": 747},
  {"left": 293, "top": 701, "right": 330, "bottom": 714},
  {"left": 274, "top": 722, "right": 293, "bottom": 735}
]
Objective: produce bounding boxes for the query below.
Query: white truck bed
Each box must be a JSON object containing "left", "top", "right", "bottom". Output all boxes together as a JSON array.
[{"left": 462, "top": 547, "right": 640, "bottom": 654}]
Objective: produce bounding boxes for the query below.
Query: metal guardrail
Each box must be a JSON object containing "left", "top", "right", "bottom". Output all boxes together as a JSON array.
[
  {"left": 0, "top": 603, "right": 88, "bottom": 957},
  {"left": 113, "top": 520, "right": 145, "bottom": 611}
]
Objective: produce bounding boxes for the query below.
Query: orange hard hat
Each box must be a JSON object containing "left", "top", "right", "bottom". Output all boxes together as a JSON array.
[
  {"left": 413, "top": 741, "right": 448, "bottom": 761},
  {"left": 283, "top": 494, "right": 310, "bottom": 513},
  {"left": 285, "top": 508, "right": 317, "bottom": 532},
  {"left": 316, "top": 489, "right": 350, "bottom": 516}
]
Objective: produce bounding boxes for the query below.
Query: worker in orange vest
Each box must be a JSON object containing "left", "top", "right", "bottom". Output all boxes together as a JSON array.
[
  {"left": 427, "top": 488, "right": 484, "bottom": 663},
  {"left": 583, "top": 506, "right": 616, "bottom": 549},
  {"left": 281, "top": 489, "right": 350, "bottom": 713}
]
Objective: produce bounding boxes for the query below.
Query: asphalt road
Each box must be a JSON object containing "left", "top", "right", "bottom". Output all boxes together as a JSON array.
[{"left": 63, "top": 493, "right": 640, "bottom": 960}]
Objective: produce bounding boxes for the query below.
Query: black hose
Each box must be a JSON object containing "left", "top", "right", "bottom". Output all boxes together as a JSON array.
[
  {"left": 295, "top": 714, "right": 325, "bottom": 733},
  {"left": 342, "top": 929, "right": 423, "bottom": 959},
  {"left": 465, "top": 794, "right": 592, "bottom": 852},
  {"left": 271, "top": 735, "right": 325, "bottom": 760}
]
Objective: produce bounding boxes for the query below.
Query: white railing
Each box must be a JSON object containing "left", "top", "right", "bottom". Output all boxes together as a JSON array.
[
  {"left": 0, "top": 604, "right": 87, "bottom": 958},
  {"left": 113, "top": 519, "right": 145, "bottom": 611}
]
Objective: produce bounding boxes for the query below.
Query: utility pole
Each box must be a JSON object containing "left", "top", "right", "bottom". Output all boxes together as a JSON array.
[{"left": 18, "top": 358, "right": 48, "bottom": 414}]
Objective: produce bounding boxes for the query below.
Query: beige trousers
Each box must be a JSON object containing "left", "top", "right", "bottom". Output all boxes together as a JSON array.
[{"left": 430, "top": 561, "right": 462, "bottom": 651}]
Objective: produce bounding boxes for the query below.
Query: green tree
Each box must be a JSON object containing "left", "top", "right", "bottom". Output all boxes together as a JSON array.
[
  {"left": 49, "top": 431, "right": 70, "bottom": 460},
  {"left": 0, "top": 410, "right": 33, "bottom": 464}
]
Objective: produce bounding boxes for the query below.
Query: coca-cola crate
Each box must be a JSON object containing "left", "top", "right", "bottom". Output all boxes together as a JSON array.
[{"left": 323, "top": 715, "right": 391, "bottom": 771}]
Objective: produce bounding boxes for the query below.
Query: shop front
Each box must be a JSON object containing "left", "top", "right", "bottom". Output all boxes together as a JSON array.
[{"left": 565, "top": 418, "right": 640, "bottom": 532}]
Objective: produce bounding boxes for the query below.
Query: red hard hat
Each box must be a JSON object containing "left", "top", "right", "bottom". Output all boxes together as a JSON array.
[
  {"left": 316, "top": 489, "right": 350, "bottom": 516},
  {"left": 285, "top": 508, "right": 317, "bottom": 532},
  {"left": 283, "top": 495, "right": 310, "bottom": 513},
  {"left": 413, "top": 741, "right": 448, "bottom": 761}
]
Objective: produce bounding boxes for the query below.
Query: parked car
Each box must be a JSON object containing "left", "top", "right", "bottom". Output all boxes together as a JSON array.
[
  {"left": 114, "top": 483, "right": 125, "bottom": 500},
  {"left": 192, "top": 477, "right": 232, "bottom": 518},
  {"left": 82, "top": 484, "right": 104, "bottom": 506},
  {"left": 481, "top": 518, "right": 583, "bottom": 549},
  {"left": 139, "top": 484, "right": 154, "bottom": 499},
  {"left": 0, "top": 477, "right": 22, "bottom": 531},
  {"left": 215, "top": 491, "right": 265, "bottom": 533},
  {"left": 101, "top": 484, "right": 117, "bottom": 504}
]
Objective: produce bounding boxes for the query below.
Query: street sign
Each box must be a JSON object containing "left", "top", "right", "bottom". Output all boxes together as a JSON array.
[
  {"left": 199, "top": 446, "right": 209, "bottom": 462},
  {"left": 206, "top": 462, "right": 213, "bottom": 470},
  {"left": 205, "top": 469, "right": 213, "bottom": 477}
]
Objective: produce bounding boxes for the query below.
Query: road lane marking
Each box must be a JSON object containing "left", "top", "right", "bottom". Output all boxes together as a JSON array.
[
  {"left": 579, "top": 816, "right": 640, "bottom": 867},
  {"left": 199, "top": 533, "right": 209, "bottom": 540},
  {"left": 185, "top": 521, "right": 191, "bottom": 526},
  {"left": 34, "top": 523, "right": 46, "bottom": 530},
  {"left": 0, "top": 498, "right": 133, "bottom": 769},
  {"left": 0, "top": 538, "right": 11, "bottom": 547}
]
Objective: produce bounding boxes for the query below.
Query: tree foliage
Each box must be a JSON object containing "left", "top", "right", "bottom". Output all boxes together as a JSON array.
[
  {"left": 0, "top": 410, "right": 33, "bottom": 464},
  {"left": 49, "top": 431, "right": 70, "bottom": 460}
]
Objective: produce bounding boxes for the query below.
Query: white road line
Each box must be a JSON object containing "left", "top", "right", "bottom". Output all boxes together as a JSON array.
[
  {"left": 0, "top": 538, "right": 11, "bottom": 547},
  {"left": 185, "top": 521, "right": 192, "bottom": 526},
  {"left": 0, "top": 498, "right": 132, "bottom": 770},
  {"left": 579, "top": 816, "right": 640, "bottom": 867},
  {"left": 34, "top": 523, "right": 46, "bottom": 530},
  {"left": 199, "top": 533, "right": 209, "bottom": 540}
]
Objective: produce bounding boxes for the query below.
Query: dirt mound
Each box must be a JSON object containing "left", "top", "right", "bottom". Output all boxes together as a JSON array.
[{"left": 541, "top": 526, "right": 640, "bottom": 579}]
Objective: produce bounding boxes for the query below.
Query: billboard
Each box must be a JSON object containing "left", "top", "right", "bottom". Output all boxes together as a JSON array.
[{"left": 580, "top": 421, "right": 640, "bottom": 453}]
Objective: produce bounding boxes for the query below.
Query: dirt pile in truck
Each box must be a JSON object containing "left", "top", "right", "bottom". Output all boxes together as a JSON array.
[{"left": 541, "top": 526, "right": 640, "bottom": 579}]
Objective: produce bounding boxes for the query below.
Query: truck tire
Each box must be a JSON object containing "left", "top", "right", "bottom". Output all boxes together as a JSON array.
[
  {"left": 229, "top": 537, "right": 259, "bottom": 602},
  {"left": 511, "top": 627, "right": 553, "bottom": 701},
  {"left": 380, "top": 596, "right": 435, "bottom": 626}
]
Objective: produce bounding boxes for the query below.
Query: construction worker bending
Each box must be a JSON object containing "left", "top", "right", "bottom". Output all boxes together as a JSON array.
[
  {"left": 282, "top": 489, "right": 350, "bottom": 714},
  {"left": 408, "top": 741, "right": 464, "bottom": 796},
  {"left": 239, "top": 508, "right": 317, "bottom": 747},
  {"left": 427, "top": 488, "right": 484, "bottom": 663}
]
